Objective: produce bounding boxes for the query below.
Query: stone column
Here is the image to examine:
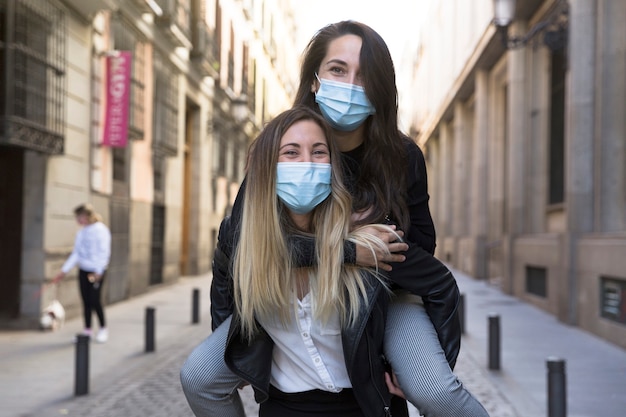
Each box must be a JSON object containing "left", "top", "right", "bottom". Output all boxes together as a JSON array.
[
  {"left": 563, "top": 0, "right": 596, "bottom": 323},
  {"left": 502, "top": 21, "right": 528, "bottom": 293},
  {"left": 453, "top": 101, "right": 469, "bottom": 237},
  {"left": 439, "top": 123, "right": 452, "bottom": 242},
  {"left": 472, "top": 70, "right": 489, "bottom": 278},
  {"left": 427, "top": 138, "right": 440, "bottom": 228},
  {"left": 597, "top": 0, "right": 626, "bottom": 232},
  {"left": 507, "top": 21, "right": 527, "bottom": 237}
]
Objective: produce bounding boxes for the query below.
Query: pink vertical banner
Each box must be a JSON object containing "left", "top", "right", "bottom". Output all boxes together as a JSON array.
[{"left": 102, "top": 51, "right": 132, "bottom": 147}]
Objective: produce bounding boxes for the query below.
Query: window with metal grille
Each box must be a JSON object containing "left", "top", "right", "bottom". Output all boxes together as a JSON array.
[
  {"left": 0, "top": 0, "right": 66, "bottom": 154},
  {"left": 90, "top": 53, "right": 102, "bottom": 145},
  {"left": 242, "top": 43, "right": 249, "bottom": 96},
  {"left": 228, "top": 23, "right": 234, "bottom": 91},
  {"left": 111, "top": 14, "right": 145, "bottom": 140},
  {"left": 212, "top": 121, "right": 227, "bottom": 177},
  {"left": 600, "top": 276, "right": 626, "bottom": 324},
  {"left": 153, "top": 155, "right": 164, "bottom": 195},
  {"left": 149, "top": 204, "right": 165, "bottom": 285},
  {"left": 153, "top": 51, "right": 179, "bottom": 157},
  {"left": 175, "top": 0, "right": 191, "bottom": 40},
  {"left": 154, "top": 0, "right": 191, "bottom": 41}
]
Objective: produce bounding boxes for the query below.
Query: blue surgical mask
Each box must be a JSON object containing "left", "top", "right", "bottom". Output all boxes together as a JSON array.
[
  {"left": 276, "top": 162, "right": 332, "bottom": 214},
  {"left": 314, "top": 74, "right": 375, "bottom": 131}
]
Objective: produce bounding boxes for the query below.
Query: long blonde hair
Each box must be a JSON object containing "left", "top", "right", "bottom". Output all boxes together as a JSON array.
[{"left": 233, "top": 106, "right": 395, "bottom": 341}]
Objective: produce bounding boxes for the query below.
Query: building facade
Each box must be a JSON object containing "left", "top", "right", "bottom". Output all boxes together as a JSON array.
[
  {"left": 407, "top": 0, "right": 626, "bottom": 348},
  {"left": 0, "top": 0, "right": 298, "bottom": 326}
]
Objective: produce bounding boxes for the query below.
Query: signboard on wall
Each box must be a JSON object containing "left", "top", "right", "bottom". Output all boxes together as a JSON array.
[{"left": 102, "top": 51, "right": 132, "bottom": 148}]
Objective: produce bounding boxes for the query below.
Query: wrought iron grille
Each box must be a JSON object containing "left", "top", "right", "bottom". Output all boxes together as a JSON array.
[
  {"left": 155, "top": 0, "right": 191, "bottom": 42},
  {"left": 111, "top": 14, "right": 145, "bottom": 140},
  {"left": 90, "top": 53, "right": 102, "bottom": 145},
  {"left": 149, "top": 203, "right": 165, "bottom": 285},
  {"left": 0, "top": 0, "right": 66, "bottom": 154},
  {"left": 153, "top": 51, "right": 179, "bottom": 157}
]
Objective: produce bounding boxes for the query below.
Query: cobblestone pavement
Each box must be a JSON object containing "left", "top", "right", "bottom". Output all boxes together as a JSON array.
[
  {"left": 26, "top": 328, "right": 517, "bottom": 417},
  {"left": 9, "top": 271, "right": 626, "bottom": 417}
]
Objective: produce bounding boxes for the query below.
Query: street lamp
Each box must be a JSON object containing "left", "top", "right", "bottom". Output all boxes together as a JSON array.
[
  {"left": 231, "top": 95, "right": 249, "bottom": 124},
  {"left": 492, "top": 0, "right": 569, "bottom": 51},
  {"left": 493, "top": 0, "right": 515, "bottom": 27}
]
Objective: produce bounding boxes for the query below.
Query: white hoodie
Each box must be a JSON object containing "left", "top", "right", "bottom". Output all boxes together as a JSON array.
[{"left": 61, "top": 222, "right": 111, "bottom": 275}]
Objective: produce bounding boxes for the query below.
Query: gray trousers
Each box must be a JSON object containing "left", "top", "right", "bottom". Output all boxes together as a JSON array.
[{"left": 180, "top": 298, "right": 489, "bottom": 417}]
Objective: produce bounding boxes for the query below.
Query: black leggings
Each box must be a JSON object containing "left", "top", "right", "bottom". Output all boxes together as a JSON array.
[
  {"left": 259, "top": 385, "right": 362, "bottom": 417},
  {"left": 78, "top": 269, "right": 106, "bottom": 329}
]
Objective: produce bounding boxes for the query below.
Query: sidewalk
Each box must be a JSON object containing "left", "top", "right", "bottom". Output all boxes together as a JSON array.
[
  {"left": 454, "top": 268, "right": 626, "bottom": 417},
  {"left": 0, "top": 270, "right": 624, "bottom": 417}
]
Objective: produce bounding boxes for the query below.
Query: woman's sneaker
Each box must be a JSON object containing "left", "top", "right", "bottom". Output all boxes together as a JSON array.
[{"left": 95, "top": 328, "right": 108, "bottom": 343}]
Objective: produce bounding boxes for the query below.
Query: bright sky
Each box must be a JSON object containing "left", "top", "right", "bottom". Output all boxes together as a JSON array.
[
  {"left": 290, "top": 0, "right": 432, "bottom": 68},
  {"left": 289, "top": 0, "right": 434, "bottom": 130}
]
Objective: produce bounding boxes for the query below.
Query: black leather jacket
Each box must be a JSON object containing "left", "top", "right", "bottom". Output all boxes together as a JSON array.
[
  {"left": 212, "top": 216, "right": 403, "bottom": 417},
  {"left": 212, "top": 139, "right": 461, "bottom": 369}
]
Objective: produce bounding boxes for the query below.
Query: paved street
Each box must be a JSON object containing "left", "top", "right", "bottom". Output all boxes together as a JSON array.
[{"left": 2, "top": 269, "right": 625, "bottom": 417}]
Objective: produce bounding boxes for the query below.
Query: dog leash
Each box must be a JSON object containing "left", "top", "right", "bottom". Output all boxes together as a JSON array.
[{"left": 31, "top": 281, "right": 55, "bottom": 300}]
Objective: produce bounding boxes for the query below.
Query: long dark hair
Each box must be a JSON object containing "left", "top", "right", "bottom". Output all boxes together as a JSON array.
[{"left": 294, "top": 20, "right": 409, "bottom": 231}]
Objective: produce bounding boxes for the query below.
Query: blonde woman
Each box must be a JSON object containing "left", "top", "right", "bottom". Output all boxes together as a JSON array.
[
  {"left": 186, "top": 21, "right": 490, "bottom": 417},
  {"left": 53, "top": 203, "right": 111, "bottom": 343},
  {"left": 182, "top": 106, "right": 404, "bottom": 416}
]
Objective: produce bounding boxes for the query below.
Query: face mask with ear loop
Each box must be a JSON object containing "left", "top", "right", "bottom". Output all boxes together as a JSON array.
[
  {"left": 276, "top": 162, "right": 332, "bottom": 214},
  {"left": 314, "top": 74, "right": 376, "bottom": 132}
]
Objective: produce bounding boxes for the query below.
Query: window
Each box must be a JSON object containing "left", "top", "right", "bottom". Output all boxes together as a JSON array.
[
  {"left": 112, "top": 146, "right": 126, "bottom": 182},
  {"left": 600, "top": 276, "right": 626, "bottom": 324},
  {"left": 526, "top": 265, "right": 547, "bottom": 297},
  {"left": 153, "top": 51, "right": 179, "bottom": 156},
  {"left": 0, "top": 0, "right": 65, "bottom": 154},
  {"left": 91, "top": 53, "right": 102, "bottom": 145},
  {"left": 228, "top": 23, "right": 234, "bottom": 91},
  {"left": 548, "top": 49, "right": 566, "bottom": 205}
]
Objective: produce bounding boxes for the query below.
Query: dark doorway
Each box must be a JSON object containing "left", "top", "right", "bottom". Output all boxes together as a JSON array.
[{"left": 0, "top": 146, "right": 24, "bottom": 319}]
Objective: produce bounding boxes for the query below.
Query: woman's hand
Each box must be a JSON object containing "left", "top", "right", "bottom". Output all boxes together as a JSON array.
[
  {"left": 354, "top": 225, "right": 408, "bottom": 271},
  {"left": 52, "top": 272, "right": 65, "bottom": 284},
  {"left": 88, "top": 273, "right": 102, "bottom": 283},
  {"left": 385, "top": 371, "right": 406, "bottom": 399}
]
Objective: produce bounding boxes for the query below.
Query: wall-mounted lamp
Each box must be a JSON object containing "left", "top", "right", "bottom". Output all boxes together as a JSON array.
[
  {"left": 232, "top": 96, "right": 249, "bottom": 124},
  {"left": 492, "top": 0, "right": 568, "bottom": 51}
]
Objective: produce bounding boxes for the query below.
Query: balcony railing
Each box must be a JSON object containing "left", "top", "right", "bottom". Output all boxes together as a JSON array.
[
  {"left": 190, "top": 21, "right": 219, "bottom": 77},
  {"left": 154, "top": 0, "right": 192, "bottom": 49}
]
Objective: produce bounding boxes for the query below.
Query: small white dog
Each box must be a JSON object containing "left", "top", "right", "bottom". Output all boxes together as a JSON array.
[{"left": 40, "top": 300, "right": 66, "bottom": 331}]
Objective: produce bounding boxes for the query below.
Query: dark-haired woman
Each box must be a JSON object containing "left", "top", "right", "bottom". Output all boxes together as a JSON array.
[{"left": 183, "top": 21, "right": 489, "bottom": 417}]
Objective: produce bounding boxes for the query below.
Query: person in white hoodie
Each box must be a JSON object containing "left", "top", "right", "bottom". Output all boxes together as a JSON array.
[{"left": 53, "top": 203, "right": 111, "bottom": 343}]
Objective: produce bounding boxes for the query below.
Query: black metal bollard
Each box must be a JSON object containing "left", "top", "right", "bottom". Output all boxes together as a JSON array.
[
  {"left": 488, "top": 313, "right": 501, "bottom": 370},
  {"left": 547, "top": 357, "right": 567, "bottom": 417},
  {"left": 74, "top": 334, "right": 90, "bottom": 396},
  {"left": 192, "top": 288, "right": 200, "bottom": 324},
  {"left": 145, "top": 306, "right": 155, "bottom": 353},
  {"left": 459, "top": 293, "right": 466, "bottom": 334}
]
